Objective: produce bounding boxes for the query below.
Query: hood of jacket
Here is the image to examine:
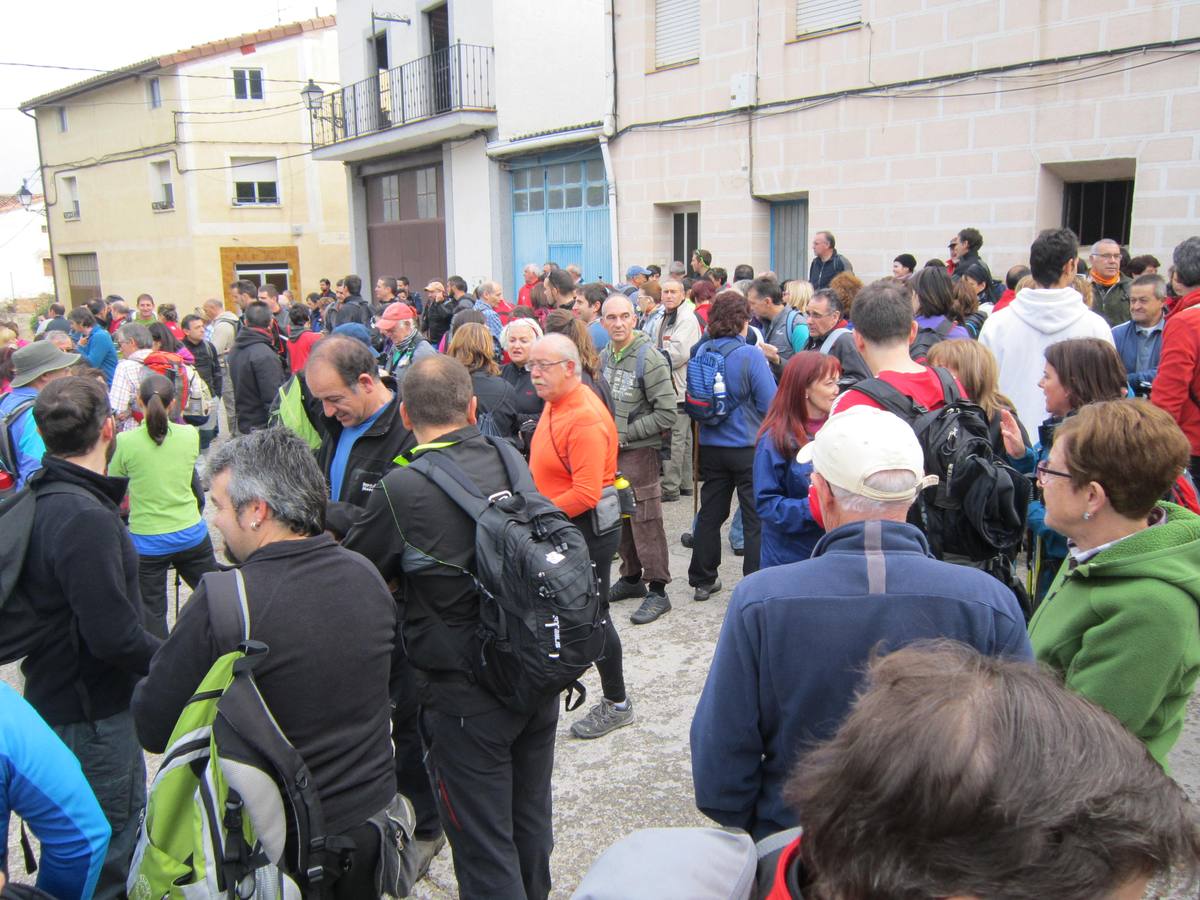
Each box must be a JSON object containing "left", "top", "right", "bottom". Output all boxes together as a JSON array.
[
  {"left": 1008, "top": 286, "right": 1094, "bottom": 335},
  {"left": 233, "top": 325, "right": 277, "bottom": 350},
  {"left": 1072, "top": 503, "right": 1200, "bottom": 604}
]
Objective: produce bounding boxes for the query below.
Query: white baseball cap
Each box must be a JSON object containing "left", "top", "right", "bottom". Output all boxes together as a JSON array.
[{"left": 797, "top": 406, "right": 937, "bottom": 502}]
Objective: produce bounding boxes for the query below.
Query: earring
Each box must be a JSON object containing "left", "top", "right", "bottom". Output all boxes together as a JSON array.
[
  {"left": 251, "top": 521, "right": 260, "bottom": 530},
  {"left": 1082, "top": 511, "right": 1092, "bottom": 521}
]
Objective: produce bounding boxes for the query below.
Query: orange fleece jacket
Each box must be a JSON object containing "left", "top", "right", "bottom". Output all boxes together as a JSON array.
[{"left": 529, "top": 381, "right": 617, "bottom": 518}]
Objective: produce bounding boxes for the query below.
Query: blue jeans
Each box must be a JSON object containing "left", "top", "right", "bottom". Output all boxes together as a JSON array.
[{"left": 53, "top": 710, "right": 146, "bottom": 900}]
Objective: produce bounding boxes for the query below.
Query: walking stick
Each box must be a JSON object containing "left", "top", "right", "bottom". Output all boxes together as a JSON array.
[{"left": 692, "top": 420, "right": 701, "bottom": 519}]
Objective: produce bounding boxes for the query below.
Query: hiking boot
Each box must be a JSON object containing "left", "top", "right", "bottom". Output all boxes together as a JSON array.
[
  {"left": 413, "top": 832, "right": 446, "bottom": 880},
  {"left": 680, "top": 487, "right": 694, "bottom": 496},
  {"left": 732, "top": 547, "right": 745, "bottom": 557},
  {"left": 608, "top": 578, "right": 648, "bottom": 603},
  {"left": 630, "top": 591, "right": 671, "bottom": 625},
  {"left": 662, "top": 492, "right": 680, "bottom": 502},
  {"left": 693, "top": 579, "right": 722, "bottom": 602},
  {"left": 680, "top": 531, "right": 694, "bottom": 548},
  {"left": 570, "top": 698, "right": 635, "bottom": 739}
]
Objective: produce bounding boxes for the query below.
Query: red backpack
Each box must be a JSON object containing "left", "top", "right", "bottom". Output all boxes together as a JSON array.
[{"left": 133, "top": 351, "right": 190, "bottom": 422}]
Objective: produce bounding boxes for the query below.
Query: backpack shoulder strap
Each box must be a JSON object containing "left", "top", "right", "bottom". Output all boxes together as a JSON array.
[
  {"left": 819, "top": 328, "right": 848, "bottom": 355},
  {"left": 485, "top": 434, "right": 537, "bottom": 493},
  {"left": 851, "top": 377, "right": 922, "bottom": 420},
  {"left": 407, "top": 450, "right": 492, "bottom": 520},
  {"left": 201, "top": 569, "right": 249, "bottom": 651},
  {"left": 935, "top": 317, "right": 954, "bottom": 337},
  {"left": 2, "top": 397, "right": 36, "bottom": 424},
  {"left": 931, "top": 366, "right": 962, "bottom": 405}
]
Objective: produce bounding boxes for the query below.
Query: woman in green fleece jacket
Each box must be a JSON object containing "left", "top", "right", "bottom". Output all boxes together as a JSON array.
[{"left": 1030, "top": 399, "right": 1200, "bottom": 769}]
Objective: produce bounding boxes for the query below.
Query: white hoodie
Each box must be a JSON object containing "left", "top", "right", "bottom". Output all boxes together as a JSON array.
[{"left": 979, "top": 286, "right": 1114, "bottom": 434}]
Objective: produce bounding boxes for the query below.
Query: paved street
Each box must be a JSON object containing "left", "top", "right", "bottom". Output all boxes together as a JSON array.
[{"left": 6, "top": 487, "right": 1200, "bottom": 897}]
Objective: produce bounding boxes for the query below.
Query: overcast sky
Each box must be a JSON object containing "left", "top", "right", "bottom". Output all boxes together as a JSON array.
[{"left": 1, "top": 0, "right": 336, "bottom": 196}]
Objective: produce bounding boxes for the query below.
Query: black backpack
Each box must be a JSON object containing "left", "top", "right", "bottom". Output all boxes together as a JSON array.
[
  {"left": 406, "top": 437, "right": 606, "bottom": 713},
  {"left": 0, "top": 398, "right": 35, "bottom": 502},
  {"left": 908, "top": 318, "right": 953, "bottom": 364},
  {"left": 851, "top": 368, "right": 1031, "bottom": 563}
]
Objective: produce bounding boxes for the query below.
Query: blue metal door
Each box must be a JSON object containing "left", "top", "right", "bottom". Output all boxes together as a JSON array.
[{"left": 511, "top": 149, "right": 611, "bottom": 295}]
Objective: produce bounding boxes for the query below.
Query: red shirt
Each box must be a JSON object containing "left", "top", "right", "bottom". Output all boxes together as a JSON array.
[
  {"left": 288, "top": 330, "right": 323, "bottom": 374},
  {"left": 833, "top": 367, "right": 967, "bottom": 414},
  {"left": 993, "top": 288, "right": 1016, "bottom": 312}
]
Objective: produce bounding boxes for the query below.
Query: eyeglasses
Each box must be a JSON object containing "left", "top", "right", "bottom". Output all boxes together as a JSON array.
[
  {"left": 529, "top": 359, "right": 569, "bottom": 372},
  {"left": 806, "top": 309, "right": 836, "bottom": 320},
  {"left": 1035, "top": 461, "right": 1072, "bottom": 484}
]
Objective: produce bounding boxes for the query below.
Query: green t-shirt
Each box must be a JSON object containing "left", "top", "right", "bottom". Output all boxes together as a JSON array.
[{"left": 109, "top": 422, "right": 202, "bottom": 536}]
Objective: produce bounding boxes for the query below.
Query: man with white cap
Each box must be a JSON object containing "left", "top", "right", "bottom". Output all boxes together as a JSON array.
[{"left": 689, "top": 405, "right": 1032, "bottom": 841}]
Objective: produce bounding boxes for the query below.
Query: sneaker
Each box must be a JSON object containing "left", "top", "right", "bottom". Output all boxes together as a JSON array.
[
  {"left": 608, "top": 578, "right": 648, "bottom": 602},
  {"left": 662, "top": 492, "right": 680, "bottom": 503},
  {"left": 693, "top": 579, "right": 723, "bottom": 602},
  {"left": 570, "top": 698, "right": 635, "bottom": 739},
  {"left": 630, "top": 591, "right": 671, "bottom": 625},
  {"left": 680, "top": 531, "right": 694, "bottom": 548},
  {"left": 412, "top": 832, "right": 447, "bottom": 880},
  {"left": 732, "top": 547, "right": 745, "bottom": 557}
]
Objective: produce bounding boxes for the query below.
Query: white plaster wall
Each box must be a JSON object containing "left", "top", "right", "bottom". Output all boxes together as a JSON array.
[
  {"left": 445, "top": 134, "right": 496, "bottom": 283},
  {"left": 493, "top": 0, "right": 608, "bottom": 140},
  {"left": 0, "top": 205, "right": 53, "bottom": 301},
  {"left": 607, "top": 0, "right": 1200, "bottom": 278}
]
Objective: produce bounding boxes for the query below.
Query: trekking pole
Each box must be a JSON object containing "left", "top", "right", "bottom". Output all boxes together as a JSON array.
[
  {"left": 174, "top": 570, "right": 182, "bottom": 623},
  {"left": 692, "top": 421, "right": 701, "bottom": 519}
]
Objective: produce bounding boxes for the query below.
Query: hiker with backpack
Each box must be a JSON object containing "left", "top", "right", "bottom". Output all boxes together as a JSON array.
[
  {"left": 131, "top": 427, "right": 404, "bottom": 899},
  {"left": 108, "top": 374, "right": 218, "bottom": 639},
  {"left": 910, "top": 266, "right": 970, "bottom": 361},
  {"left": 799, "top": 289, "right": 870, "bottom": 385},
  {"left": 0, "top": 342, "right": 79, "bottom": 496},
  {"left": 449, "top": 323, "right": 520, "bottom": 442},
  {"left": 228, "top": 301, "right": 289, "bottom": 434},
  {"left": 685, "top": 291, "right": 777, "bottom": 598},
  {"left": 599, "top": 294, "right": 679, "bottom": 626},
  {"left": 657, "top": 277, "right": 702, "bottom": 502},
  {"left": 690, "top": 406, "right": 1031, "bottom": 842},
  {"left": 832, "top": 280, "right": 1032, "bottom": 578},
  {"left": 345, "top": 354, "right": 593, "bottom": 899},
  {"left": 747, "top": 276, "right": 808, "bottom": 379},
  {"left": 8, "top": 376, "right": 161, "bottom": 899},
  {"left": 109, "top": 324, "right": 156, "bottom": 433}
]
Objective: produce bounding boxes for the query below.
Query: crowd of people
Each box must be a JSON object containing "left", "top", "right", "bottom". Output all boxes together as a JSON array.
[{"left": 2, "top": 226, "right": 1200, "bottom": 899}]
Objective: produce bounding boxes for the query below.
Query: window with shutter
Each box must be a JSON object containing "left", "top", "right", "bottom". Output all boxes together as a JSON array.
[
  {"left": 655, "top": 0, "right": 700, "bottom": 69},
  {"left": 795, "top": 0, "right": 861, "bottom": 37}
]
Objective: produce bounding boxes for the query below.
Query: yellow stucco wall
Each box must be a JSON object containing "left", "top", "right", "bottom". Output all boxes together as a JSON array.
[{"left": 36, "top": 24, "right": 350, "bottom": 315}]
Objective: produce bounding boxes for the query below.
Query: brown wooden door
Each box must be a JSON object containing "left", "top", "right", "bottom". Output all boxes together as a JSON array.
[{"left": 366, "top": 164, "right": 446, "bottom": 291}]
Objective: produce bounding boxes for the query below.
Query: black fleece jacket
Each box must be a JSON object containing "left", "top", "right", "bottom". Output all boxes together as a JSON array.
[
  {"left": 131, "top": 534, "right": 396, "bottom": 833},
  {"left": 19, "top": 456, "right": 161, "bottom": 726},
  {"left": 229, "top": 326, "right": 288, "bottom": 433}
]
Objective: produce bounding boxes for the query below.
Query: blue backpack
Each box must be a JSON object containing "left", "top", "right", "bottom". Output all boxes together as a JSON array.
[{"left": 684, "top": 339, "right": 741, "bottom": 426}]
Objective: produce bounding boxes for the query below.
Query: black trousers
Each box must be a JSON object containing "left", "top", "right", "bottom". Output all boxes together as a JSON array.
[
  {"left": 137, "top": 535, "right": 220, "bottom": 639},
  {"left": 688, "top": 444, "right": 761, "bottom": 585},
  {"left": 390, "top": 640, "right": 443, "bottom": 840},
  {"left": 421, "top": 698, "right": 558, "bottom": 900},
  {"left": 573, "top": 512, "right": 626, "bottom": 704}
]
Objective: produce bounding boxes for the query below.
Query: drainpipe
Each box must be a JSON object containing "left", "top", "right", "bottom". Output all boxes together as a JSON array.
[{"left": 600, "top": 0, "right": 619, "bottom": 283}]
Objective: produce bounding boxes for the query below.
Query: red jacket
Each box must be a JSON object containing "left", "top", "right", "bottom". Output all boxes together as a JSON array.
[
  {"left": 1151, "top": 287, "right": 1200, "bottom": 454},
  {"left": 518, "top": 277, "right": 538, "bottom": 308}
]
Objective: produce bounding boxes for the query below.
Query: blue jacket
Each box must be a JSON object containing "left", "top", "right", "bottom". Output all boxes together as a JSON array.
[
  {"left": 75, "top": 324, "right": 118, "bottom": 384},
  {"left": 1111, "top": 319, "right": 1162, "bottom": 391},
  {"left": 694, "top": 336, "right": 777, "bottom": 447},
  {"left": 0, "top": 385, "right": 45, "bottom": 489},
  {"left": 690, "top": 519, "right": 1032, "bottom": 839},
  {"left": 753, "top": 434, "right": 822, "bottom": 567},
  {"left": 0, "top": 683, "right": 110, "bottom": 899}
]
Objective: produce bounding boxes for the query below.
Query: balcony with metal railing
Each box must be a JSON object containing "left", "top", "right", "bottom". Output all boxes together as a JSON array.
[{"left": 311, "top": 43, "right": 495, "bottom": 160}]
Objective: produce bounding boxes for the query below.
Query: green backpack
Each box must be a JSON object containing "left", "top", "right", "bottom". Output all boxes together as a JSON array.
[
  {"left": 127, "top": 569, "right": 412, "bottom": 899},
  {"left": 269, "top": 375, "right": 323, "bottom": 451}
]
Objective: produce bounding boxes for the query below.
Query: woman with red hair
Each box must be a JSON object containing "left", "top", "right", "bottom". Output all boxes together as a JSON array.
[{"left": 754, "top": 351, "right": 841, "bottom": 567}]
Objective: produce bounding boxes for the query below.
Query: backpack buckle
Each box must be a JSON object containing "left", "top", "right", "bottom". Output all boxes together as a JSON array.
[{"left": 487, "top": 490, "right": 512, "bottom": 504}]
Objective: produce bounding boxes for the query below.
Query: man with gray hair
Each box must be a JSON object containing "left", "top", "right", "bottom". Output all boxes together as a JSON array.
[
  {"left": 667, "top": 260, "right": 687, "bottom": 278},
  {"left": 518, "top": 263, "right": 541, "bottom": 308},
  {"left": 109, "top": 323, "right": 155, "bottom": 432},
  {"left": 691, "top": 405, "right": 1032, "bottom": 840},
  {"left": 1088, "top": 237, "right": 1134, "bottom": 325},
  {"left": 1152, "top": 236, "right": 1200, "bottom": 483}
]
